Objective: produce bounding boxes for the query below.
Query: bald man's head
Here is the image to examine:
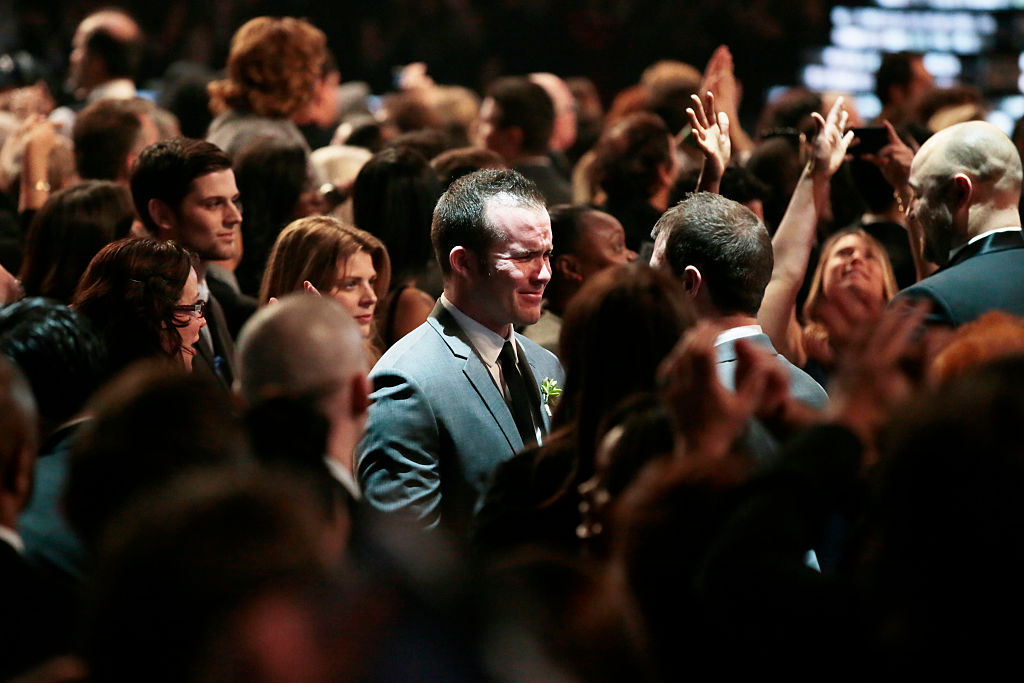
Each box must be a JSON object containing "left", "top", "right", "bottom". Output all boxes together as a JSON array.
[
  {"left": 909, "top": 121, "right": 1023, "bottom": 261},
  {"left": 530, "top": 72, "right": 577, "bottom": 153},
  {"left": 914, "top": 121, "right": 1023, "bottom": 199},
  {"left": 235, "top": 295, "right": 367, "bottom": 407},
  {"left": 70, "top": 10, "right": 142, "bottom": 93}
]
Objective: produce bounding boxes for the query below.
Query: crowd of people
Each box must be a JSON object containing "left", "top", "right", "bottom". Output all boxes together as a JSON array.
[{"left": 3, "top": 8, "right": 1024, "bottom": 681}]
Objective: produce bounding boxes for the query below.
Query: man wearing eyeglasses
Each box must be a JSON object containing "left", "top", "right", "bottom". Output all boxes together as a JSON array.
[{"left": 131, "top": 137, "right": 243, "bottom": 389}]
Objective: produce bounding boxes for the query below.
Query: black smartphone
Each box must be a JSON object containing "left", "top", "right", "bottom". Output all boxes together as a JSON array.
[{"left": 849, "top": 127, "right": 888, "bottom": 156}]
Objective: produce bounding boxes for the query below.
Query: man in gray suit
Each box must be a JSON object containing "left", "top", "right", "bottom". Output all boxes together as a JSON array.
[
  {"left": 357, "top": 169, "right": 565, "bottom": 531},
  {"left": 651, "top": 192, "right": 827, "bottom": 461}
]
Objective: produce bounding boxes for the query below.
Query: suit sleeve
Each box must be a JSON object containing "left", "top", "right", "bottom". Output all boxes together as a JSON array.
[{"left": 356, "top": 367, "right": 443, "bottom": 529}]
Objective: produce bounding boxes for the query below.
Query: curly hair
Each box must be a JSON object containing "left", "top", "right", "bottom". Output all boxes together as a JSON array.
[
  {"left": 207, "top": 17, "right": 327, "bottom": 118},
  {"left": 72, "top": 238, "right": 195, "bottom": 377}
]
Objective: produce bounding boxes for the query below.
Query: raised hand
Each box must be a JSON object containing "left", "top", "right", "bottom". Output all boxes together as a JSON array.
[
  {"left": 700, "top": 44, "right": 753, "bottom": 158},
  {"left": 825, "top": 299, "right": 930, "bottom": 458},
  {"left": 701, "top": 46, "right": 739, "bottom": 120},
  {"left": 689, "top": 91, "right": 731, "bottom": 174},
  {"left": 860, "top": 120, "right": 915, "bottom": 193},
  {"left": 808, "top": 96, "right": 854, "bottom": 178},
  {"left": 688, "top": 91, "right": 730, "bottom": 193}
]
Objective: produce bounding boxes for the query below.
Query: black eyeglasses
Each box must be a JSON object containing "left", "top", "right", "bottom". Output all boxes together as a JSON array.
[{"left": 174, "top": 301, "right": 207, "bottom": 318}]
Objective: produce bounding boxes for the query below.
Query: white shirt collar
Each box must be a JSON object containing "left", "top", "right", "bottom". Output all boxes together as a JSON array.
[
  {"left": 440, "top": 294, "right": 517, "bottom": 368},
  {"left": 87, "top": 78, "right": 137, "bottom": 102},
  {"left": 0, "top": 525, "right": 24, "bottom": 553},
  {"left": 324, "top": 458, "right": 361, "bottom": 500},
  {"left": 949, "top": 227, "right": 1023, "bottom": 262},
  {"left": 714, "top": 324, "right": 763, "bottom": 347}
]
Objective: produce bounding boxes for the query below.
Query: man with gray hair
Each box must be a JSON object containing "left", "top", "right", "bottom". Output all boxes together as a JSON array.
[
  {"left": 235, "top": 294, "right": 369, "bottom": 500},
  {"left": 894, "top": 120, "right": 1024, "bottom": 326}
]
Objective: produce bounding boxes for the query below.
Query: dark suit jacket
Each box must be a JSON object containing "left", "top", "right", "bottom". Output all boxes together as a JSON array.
[
  {"left": 715, "top": 332, "right": 829, "bottom": 463},
  {"left": 0, "top": 537, "right": 76, "bottom": 678},
  {"left": 893, "top": 230, "right": 1024, "bottom": 326},
  {"left": 193, "top": 290, "right": 237, "bottom": 391},
  {"left": 207, "top": 271, "right": 258, "bottom": 340},
  {"left": 357, "top": 302, "right": 565, "bottom": 532}
]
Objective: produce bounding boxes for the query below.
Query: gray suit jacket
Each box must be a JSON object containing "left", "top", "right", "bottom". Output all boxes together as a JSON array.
[
  {"left": 716, "top": 333, "right": 828, "bottom": 463},
  {"left": 357, "top": 303, "right": 565, "bottom": 531}
]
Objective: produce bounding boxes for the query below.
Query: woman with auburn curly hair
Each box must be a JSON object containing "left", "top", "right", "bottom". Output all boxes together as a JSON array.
[
  {"left": 72, "top": 238, "right": 206, "bottom": 378},
  {"left": 206, "top": 16, "right": 328, "bottom": 159},
  {"left": 260, "top": 216, "right": 391, "bottom": 362}
]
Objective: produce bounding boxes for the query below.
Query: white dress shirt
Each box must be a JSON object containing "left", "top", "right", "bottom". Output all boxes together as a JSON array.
[{"left": 440, "top": 294, "right": 542, "bottom": 443}]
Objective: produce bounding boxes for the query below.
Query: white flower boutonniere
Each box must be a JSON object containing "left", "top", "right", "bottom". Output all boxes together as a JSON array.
[{"left": 540, "top": 377, "right": 563, "bottom": 418}]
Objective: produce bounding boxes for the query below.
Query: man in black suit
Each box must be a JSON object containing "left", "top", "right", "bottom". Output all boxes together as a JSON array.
[
  {"left": 894, "top": 120, "right": 1024, "bottom": 326},
  {"left": 651, "top": 192, "right": 828, "bottom": 461},
  {"left": 131, "top": 137, "right": 256, "bottom": 389},
  {"left": 236, "top": 295, "right": 370, "bottom": 504}
]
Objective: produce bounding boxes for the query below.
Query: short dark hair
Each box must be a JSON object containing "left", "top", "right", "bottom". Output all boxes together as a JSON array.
[
  {"left": 85, "top": 24, "right": 142, "bottom": 80},
  {"left": 548, "top": 204, "right": 596, "bottom": 258},
  {"left": 73, "top": 99, "right": 144, "bottom": 181},
  {"left": 653, "top": 192, "right": 773, "bottom": 316},
  {"left": 431, "top": 146, "right": 506, "bottom": 190},
  {"left": 431, "top": 168, "right": 545, "bottom": 275},
  {"left": 131, "top": 137, "right": 232, "bottom": 233},
  {"left": 593, "top": 112, "right": 673, "bottom": 201},
  {"left": 353, "top": 146, "right": 441, "bottom": 281},
  {"left": 875, "top": 52, "right": 923, "bottom": 105},
  {"left": 20, "top": 180, "right": 135, "bottom": 303},
  {"left": 65, "top": 363, "right": 250, "bottom": 546},
  {"left": 486, "top": 77, "right": 555, "bottom": 154}
]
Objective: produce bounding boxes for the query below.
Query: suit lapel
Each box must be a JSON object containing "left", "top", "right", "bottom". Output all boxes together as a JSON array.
[{"left": 429, "top": 304, "right": 523, "bottom": 452}]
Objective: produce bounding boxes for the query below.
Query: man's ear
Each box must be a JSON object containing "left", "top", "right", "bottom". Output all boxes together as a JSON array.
[
  {"left": 554, "top": 254, "right": 583, "bottom": 282},
  {"left": 147, "top": 198, "right": 178, "bottom": 237},
  {"left": 350, "top": 374, "right": 370, "bottom": 418},
  {"left": 505, "top": 126, "right": 525, "bottom": 153},
  {"left": 951, "top": 173, "right": 974, "bottom": 210},
  {"left": 120, "top": 154, "right": 137, "bottom": 184},
  {"left": 682, "top": 265, "right": 702, "bottom": 299},
  {"left": 657, "top": 161, "right": 676, "bottom": 191},
  {"left": 449, "top": 246, "right": 480, "bottom": 278}
]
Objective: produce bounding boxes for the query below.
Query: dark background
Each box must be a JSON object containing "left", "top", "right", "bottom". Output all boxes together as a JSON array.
[{"left": 5, "top": 0, "right": 838, "bottom": 116}]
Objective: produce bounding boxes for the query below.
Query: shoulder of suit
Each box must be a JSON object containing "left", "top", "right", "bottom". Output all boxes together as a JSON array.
[
  {"left": 369, "top": 319, "right": 454, "bottom": 377},
  {"left": 516, "top": 331, "right": 559, "bottom": 360}
]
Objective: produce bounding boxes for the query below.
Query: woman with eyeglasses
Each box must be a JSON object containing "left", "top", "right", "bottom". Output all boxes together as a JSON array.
[{"left": 72, "top": 238, "right": 206, "bottom": 378}]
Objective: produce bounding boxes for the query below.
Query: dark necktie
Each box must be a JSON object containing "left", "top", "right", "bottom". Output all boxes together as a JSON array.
[{"left": 498, "top": 341, "right": 538, "bottom": 447}]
